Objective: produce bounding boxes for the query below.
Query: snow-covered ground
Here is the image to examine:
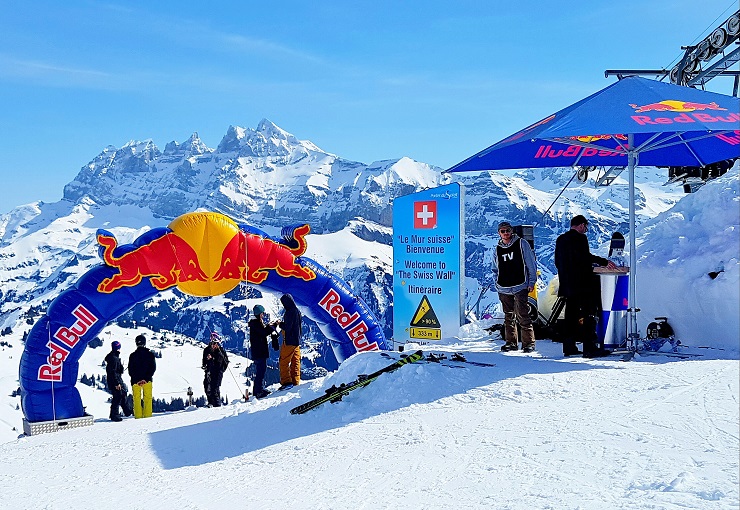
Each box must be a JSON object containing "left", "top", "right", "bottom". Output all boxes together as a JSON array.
[{"left": 0, "top": 322, "right": 737, "bottom": 510}]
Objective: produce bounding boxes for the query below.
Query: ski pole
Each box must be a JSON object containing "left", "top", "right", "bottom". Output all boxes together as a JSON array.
[
  {"left": 226, "top": 361, "right": 249, "bottom": 402},
  {"left": 215, "top": 338, "right": 248, "bottom": 402},
  {"left": 208, "top": 326, "right": 250, "bottom": 402}
]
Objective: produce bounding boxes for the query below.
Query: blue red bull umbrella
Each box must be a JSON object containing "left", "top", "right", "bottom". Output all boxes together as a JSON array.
[{"left": 447, "top": 76, "right": 740, "bottom": 347}]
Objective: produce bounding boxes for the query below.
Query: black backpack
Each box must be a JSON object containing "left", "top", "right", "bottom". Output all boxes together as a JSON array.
[
  {"left": 646, "top": 317, "right": 674, "bottom": 339},
  {"left": 220, "top": 349, "right": 229, "bottom": 372}
]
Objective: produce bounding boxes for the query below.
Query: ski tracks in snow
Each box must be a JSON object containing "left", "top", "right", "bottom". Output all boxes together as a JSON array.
[{"left": 1, "top": 346, "right": 737, "bottom": 509}]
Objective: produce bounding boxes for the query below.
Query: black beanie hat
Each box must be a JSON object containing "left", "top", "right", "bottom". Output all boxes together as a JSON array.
[{"left": 570, "top": 215, "right": 588, "bottom": 227}]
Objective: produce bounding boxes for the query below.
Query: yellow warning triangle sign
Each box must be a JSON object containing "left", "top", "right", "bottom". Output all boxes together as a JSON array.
[{"left": 410, "top": 295, "right": 441, "bottom": 328}]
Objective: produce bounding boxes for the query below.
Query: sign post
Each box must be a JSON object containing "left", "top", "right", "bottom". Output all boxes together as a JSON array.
[{"left": 392, "top": 183, "right": 465, "bottom": 346}]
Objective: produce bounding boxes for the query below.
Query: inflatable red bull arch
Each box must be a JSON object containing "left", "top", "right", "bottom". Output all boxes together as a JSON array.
[{"left": 19, "top": 212, "right": 388, "bottom": 423}]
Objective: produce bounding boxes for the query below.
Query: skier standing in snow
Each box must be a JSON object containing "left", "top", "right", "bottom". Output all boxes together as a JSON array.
[
  {"left": 491, "top": 221, "right": 538, "bottom": 353},
  {"left": 278, "top": 293, "right": 302, "bottom": 390},
  {"left": 554, "top": 215, "right": 616, "bottom": 358},
  {"left": 104, "top": 340, "right": 132, "bottom": 421},
  {"left": 128, "top": 334, "right": 157, "bottom": 418},
  {"left": 248, "top": 305, "right": 277, "bottom": 399},
  {"left": 202, "top": 332, "right": 229, "bottom": 406}
]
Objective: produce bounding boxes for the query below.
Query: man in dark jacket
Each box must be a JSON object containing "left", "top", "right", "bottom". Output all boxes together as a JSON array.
[
  {"left": 128, "top": 334, "right": 156, "bottom": 418},
  {"left": 202, "top": 332, "right": 229, "bottom": 407},
  {"left": 104, "top": 341, "right": 132, "bottom": 421},
  {"left": 248, "top": 304, "right": 277, "bottom": 399},
  {"left": 278, "top": 293, "right": 302, "bottom": 390},
  {"left": 555, "top": 215, "right": 616, "bottom": 357}
]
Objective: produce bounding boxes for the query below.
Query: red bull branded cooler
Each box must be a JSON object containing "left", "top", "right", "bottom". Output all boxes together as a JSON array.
[{"left": 594, "top": 267, "right": 629, "bottom": 349}]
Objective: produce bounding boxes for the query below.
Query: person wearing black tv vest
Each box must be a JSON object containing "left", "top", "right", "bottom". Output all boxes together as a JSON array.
[{"left": 491, "top": 221, "right": 538, "bottom": 353}]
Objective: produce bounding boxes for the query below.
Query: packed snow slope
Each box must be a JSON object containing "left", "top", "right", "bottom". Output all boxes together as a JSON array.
[
  {"left": 635, "top": 171, "right": 739, "bottom": 349},
  {"left": 0, "top": 325, "right": 737, "bottom": 510}
]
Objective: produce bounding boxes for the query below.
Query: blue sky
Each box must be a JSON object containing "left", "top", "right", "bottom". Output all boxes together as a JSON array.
[{"left": 1, "top": 0, "right": 737, "bottom": 213}]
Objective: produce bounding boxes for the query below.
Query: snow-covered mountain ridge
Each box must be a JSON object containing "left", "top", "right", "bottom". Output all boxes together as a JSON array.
[{"left": 59, "top": 119, "right": 442, "bottom": 229}]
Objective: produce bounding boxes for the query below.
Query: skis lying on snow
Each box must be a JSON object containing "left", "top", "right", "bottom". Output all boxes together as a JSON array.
[
  {"left": 289, "top": 350, "right": 424, "bottom": 415},
  {"left": 619, "top": 349, "right": 703, "bottom": 361},
  {"left": 381, "top": 351, "right": 497, "bottom": 368},
  {"left": 633, "top": 351, "right": 701, "bottom": 360},
  {"left": 425, "top": 352, "right": 497, "bottom": 367},
  {"left": 379, "top": 351, "right": 463, "bottom": 369}
]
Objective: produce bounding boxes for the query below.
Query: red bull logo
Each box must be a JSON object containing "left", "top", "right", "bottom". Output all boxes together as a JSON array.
[
  {"left": 38, "top": 305, "right": 98, "bottom": 382},
  {"left": 629, "top": 100, "right": 738, "bottom": 126},
  {"left": 568, "top": 134, "right": 628, "bottom": 143},
  {"left": 213, "top": 224, "right": 316, "bottom": 285},
  {"left": 534, "top": 144, "right": 624, "bottom": 160},
  {"left": 715, "top": 130, "right": 740, "bottom": 146},
  {"left": 630, "top": 100, "right": 726, "bottom": 113},
  {"left": 97, "top": 232, "right": 208, "bottom": 293},
  {"left": 96, "top": 213, "right": 315, "bottom": 297},
  {"left": 318, "top": 288, "right": 378, "bottom": 352}
]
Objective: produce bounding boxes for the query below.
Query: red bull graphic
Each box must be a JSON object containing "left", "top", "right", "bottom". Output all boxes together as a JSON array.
[
  {"left": 596, "top": 273, "right": 629, "bottom": 350},
  {"left": 53, "top": 304, "right": 98, "bottom": 350},
  {"left": 630, "top": 100, "right": 726, "bottom": 113},
  {"left": 629, "top": 101, "right": 739, "bottom": 127},
  {"left": 38, "top": 305, "right": 98, "bottom": 382},
  {"left": 715, "top": 130, "right": 740, "bottom": 146},
  {"left": 533, "top": 129, "right": 740, "bottom": 165},
  {"left": 568, "top": 134, "right": 628, "bottom": 143},
  {"left": 213, "top": 224, "right": 316, "bottom": 284},
  {"left": 19, "top": 211, "right": 387, "bottom": 423},
  {"left": 534, "top": 144, "right": 625, "bottom": 160},
  {"left": 445, "top": 76, "right": 739, "bottom": 174},
  {"left": 318, "top": 288, "right": 378, "bottom": 352},
  {"left": 535, "top": 127, "right": 740, "bottom": 162},
  {"left": 98, "top": 218, "right": 315, "bottom": 294},
  {"left": 97, "top": 232, "right": 208, "bottom": 293}
]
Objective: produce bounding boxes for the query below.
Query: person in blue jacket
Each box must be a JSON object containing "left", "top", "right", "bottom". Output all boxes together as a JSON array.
[{"left": 491, "top": 221, "right": 538, "bottom": 353}]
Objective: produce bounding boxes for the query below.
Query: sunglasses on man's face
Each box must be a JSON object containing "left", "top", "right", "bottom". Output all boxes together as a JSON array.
[{"left": 499, "top": 229, "right": 512, "bottom": 234}]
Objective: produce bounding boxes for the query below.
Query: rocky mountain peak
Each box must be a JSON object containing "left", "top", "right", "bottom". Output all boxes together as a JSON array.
[
  {"left": 216, "top": 120, "right": 323, "bottom": 158},
  {"left": 163, "top": 132, "right": 211, "bottom": 158}
]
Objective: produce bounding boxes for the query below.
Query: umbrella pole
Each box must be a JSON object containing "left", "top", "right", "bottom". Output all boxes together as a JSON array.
[{"left": 627, "top": 136, "right": 639, "bottom": 350}]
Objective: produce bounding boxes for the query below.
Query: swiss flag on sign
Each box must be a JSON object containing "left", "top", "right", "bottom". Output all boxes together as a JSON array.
[{"left": 414, "top": 201, "right": 437, "bottom": 229}]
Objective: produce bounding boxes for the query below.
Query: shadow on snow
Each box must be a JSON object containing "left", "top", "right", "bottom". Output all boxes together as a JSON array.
[{"left": 149, "top": 349, "right": 620, "bottom": 469}]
